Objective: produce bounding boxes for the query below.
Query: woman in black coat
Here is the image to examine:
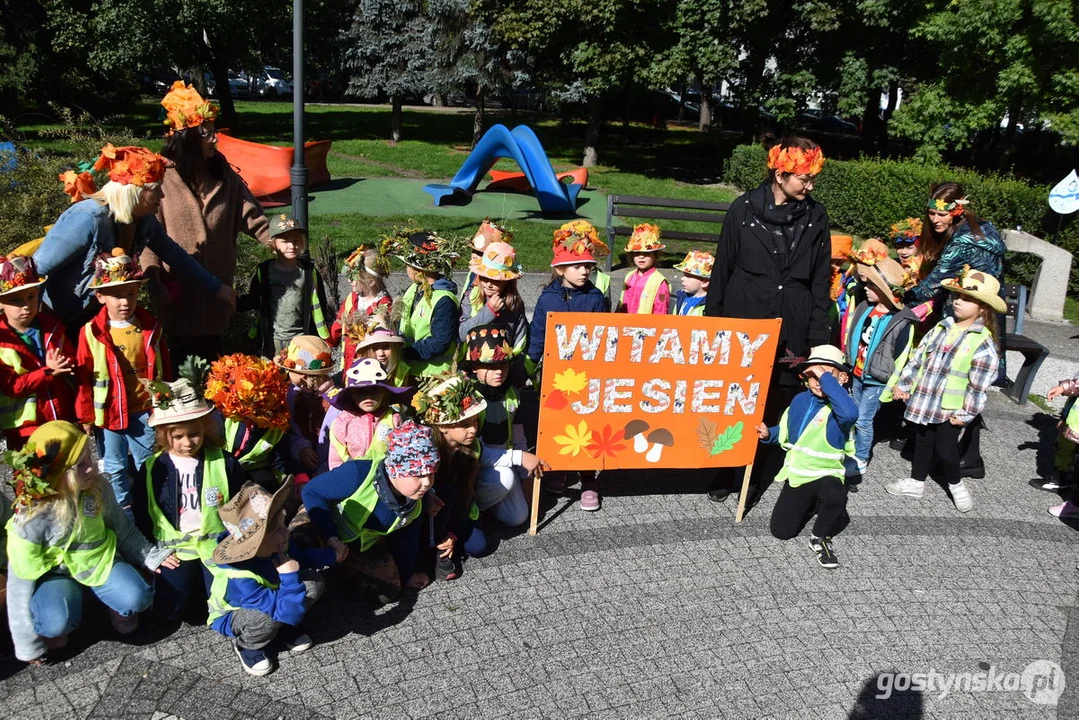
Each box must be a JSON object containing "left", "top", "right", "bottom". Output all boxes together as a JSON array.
[{"left": 704, "top": 136, "right": 833, "bottom": 501}]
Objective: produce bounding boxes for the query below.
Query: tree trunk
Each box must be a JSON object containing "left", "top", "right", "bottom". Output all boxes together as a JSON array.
[
  {"left": 208, "top": 53, "right": 237, "bottom": 130},
  {"left": 860, "top": 92, "right": 880, "bottom": 153},
  {"left": 391, "top": 95, "right": 402, "bottom": 143},
  {"left": 699, "top": 80, "right": 713, "bottom": 132},
  {"left": 583, "top": 95, "right": 602, "bottom": 167},
  {"left": 472, "top": 86, "right": 486, "bottom": 149},
  {"left": 677, "top": 82, "right": 687, "bottom": 123}
]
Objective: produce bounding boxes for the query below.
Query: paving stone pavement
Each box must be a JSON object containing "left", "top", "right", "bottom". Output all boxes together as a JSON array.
[{"left": 0, "top": 385, "right": 1075, "bottom": 720}]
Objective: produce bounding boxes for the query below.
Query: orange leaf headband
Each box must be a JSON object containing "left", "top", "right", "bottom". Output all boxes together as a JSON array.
[
  {"left": 767, "top": 144, "right": 825, "bottom": 176},
  {"left": 93, "top": 144, "right": 167, "bottom": 187}
]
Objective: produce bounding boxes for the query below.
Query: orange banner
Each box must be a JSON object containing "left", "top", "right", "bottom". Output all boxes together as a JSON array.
[{"left": 536, "top": 313, "right": 781, "bottom": 470}]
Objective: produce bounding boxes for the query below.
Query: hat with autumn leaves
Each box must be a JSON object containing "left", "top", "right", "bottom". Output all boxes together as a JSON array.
[
  {"left": 59, "top": 144, "right": 168, "bottom": 204},
  {"left": 412, "top": 372, "right": 487, "bottom": 426}
]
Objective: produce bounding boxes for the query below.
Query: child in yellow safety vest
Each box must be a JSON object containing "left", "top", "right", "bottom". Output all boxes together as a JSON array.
[
  {"left": 75, "top": 250, "right": 171, "bottom": 515},
  {"left": 276, "top": 336, "right": 337, "bottom": 480},
  {"left": 464, "top": 324, "right": 526, "bottom": 452},
  {"left": 758, "top": 345, "right": 858, "bottom": 569},
  {"left": 886, "top": 266, "right": 1002, "bottom": 513},
  {"left": 237, "top": 214, "right": 331, "bottom": 358},
  {"left": 618, "top": 223, "right": 670, "bottom": 314},
  {"left": 330, "top": 244, "right": 393, "bottom": 373},
  {"left": 5, "top": 421, "right": 179, "bottom": 664},
  {"left": 394, "top": 229, "right": 461, "bottom": 379},
  {"left": 204, "top": 352, "right": 292, "bottom": 488},
  {"left": 134, "top": 377, "right": 254, "bottom": 622},
  {"left": 672, "top": 251, "right": 713, "bottom": 316},
  {"left": 299, "top": 421, "right": 439, "bottom": 601},
  {"left": 206, "top": 477, "right": 333, "bottom": 677},
  {"left": 327, "top": 358, "right": 412, "bottom": 470},
  {"left": 1038, "top": 377, "right": 1079, "bottom": 519},
  {"left": 0, "top": 255, "right": 77, "bottom": 451},
  {"left": 458, "top": 238, "right": 529, "bottom": 381},
  {"left": 458, "top": 218, "right": 509, "bottom": 309},
  {"left": 352, "top": 312, "right": 409, "bottom": 388}
]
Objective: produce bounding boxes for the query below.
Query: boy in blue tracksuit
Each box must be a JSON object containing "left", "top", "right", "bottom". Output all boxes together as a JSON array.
[
  {"left": 206, "top": 477, "right": 335, "bottom": 677},
  {"left": 758, "top": 345, "right": 858, "bottom": 569}
]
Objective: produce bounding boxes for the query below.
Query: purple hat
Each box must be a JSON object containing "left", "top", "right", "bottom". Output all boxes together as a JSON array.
[
  {"left": 330, "top": 358, "right": 413, "bottom": 412},
  {"left": 385, "top": 421, "right": 440, "bottom": 479}
]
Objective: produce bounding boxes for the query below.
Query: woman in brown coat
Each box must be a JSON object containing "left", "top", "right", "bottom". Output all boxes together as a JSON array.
[{"left": 141, "top": 82, "right": 272, "bottom": 365}]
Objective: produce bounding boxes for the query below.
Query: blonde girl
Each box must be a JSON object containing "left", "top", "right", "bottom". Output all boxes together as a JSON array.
[{"left": 5, "top": 421, "right": 178, "bottom": 664}]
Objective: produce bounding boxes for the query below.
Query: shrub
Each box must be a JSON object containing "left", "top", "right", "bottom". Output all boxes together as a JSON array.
[{"left": 722, "top": 144, "right": 1078, "bottom": 293}]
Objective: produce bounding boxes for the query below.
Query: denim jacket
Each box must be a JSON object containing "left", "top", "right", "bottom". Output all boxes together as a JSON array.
[{"left": 33, "top": 200, "right": 223, "bottom": 329}]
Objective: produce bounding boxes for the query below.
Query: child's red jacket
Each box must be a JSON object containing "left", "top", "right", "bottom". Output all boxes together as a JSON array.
[
  {"left": 75, "top": 306, "right": 171, "bottom": 430},
  {"left": 0, "top": 312, "right": 77, "bottom": 438}
]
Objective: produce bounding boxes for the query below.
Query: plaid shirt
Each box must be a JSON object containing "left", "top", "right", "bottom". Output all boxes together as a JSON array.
[{"left": 895, "top": 316, "right": 999, "bottom": 425}]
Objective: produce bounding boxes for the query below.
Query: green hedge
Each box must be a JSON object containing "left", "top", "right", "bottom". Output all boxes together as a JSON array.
[{"left": 722, "top": 144, "right": 1079, "bottom": 294}]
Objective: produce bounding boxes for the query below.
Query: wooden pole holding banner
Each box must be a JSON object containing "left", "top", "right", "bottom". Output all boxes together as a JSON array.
[
  {"left": 529, "top": 467, "right": 543, "bottom": 536},
  {"left": 734, "top": 464, "right": 754, "bottom": 523}
]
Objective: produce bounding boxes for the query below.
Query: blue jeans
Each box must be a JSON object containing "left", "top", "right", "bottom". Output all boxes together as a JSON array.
[
  {"left": 153, "top": 559, "right": 213, "bottom": 622},
  {"left": 851, "top": 377, "right": 885, "bottom": 463},
  {"left": 94, "top": 410, "right": 154, "bottom": 510},
  {"left": 29, "top": 562, "right": 153, "bottom": 638}
]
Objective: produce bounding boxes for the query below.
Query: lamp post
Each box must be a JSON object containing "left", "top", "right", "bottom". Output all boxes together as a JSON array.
[{"left": 290, "top": 0, "right": 308, "bottom": 229}]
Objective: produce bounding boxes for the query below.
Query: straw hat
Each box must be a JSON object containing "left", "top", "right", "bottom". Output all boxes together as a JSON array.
[
  {"left": 87, "top": 249, "right": 145, "bottom": 291},
  {"left": 212, "top": 477, "right": 294, "bottom": 565},
  {"left": 623, "top": 223, "right": 665, "bottom": 253},
  {"left": 941, "top": 265, "right": 1007, "bottom": 313},
  {"left": 412, "top": 372, "right": 487, "bottom": 426},
  {"left": 673, "top": 251, "right": 714, "bottom": 279},
  {"left": 469, "top": 241, "right": 522, "bottom": 281},
  {"left": 854, "top": 260, "right": 906, "bottom": 310},
  {"left": 0, "top": 255, "right": 47, "bottom": 298},
  {"left": 274, "top": 335, "right": 334, "bottom": 375},
  {"left": 146, "top": 378, "right": 214, "bottom": 428},
  {"left": 795, "top": 345, "right": 850, "bottom": 375}
]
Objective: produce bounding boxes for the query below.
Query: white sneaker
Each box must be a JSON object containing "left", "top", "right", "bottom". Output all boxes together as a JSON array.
[
  {"left": 885, "top": 477, "right": 925, "bottom": 498},
  {"left": 949, "top": 481, "right": 973, "bottom": 512}
]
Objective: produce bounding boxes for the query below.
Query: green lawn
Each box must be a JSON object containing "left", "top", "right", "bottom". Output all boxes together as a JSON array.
[{"left": 11, "top": 100, "right": 737, "bottom": 271}]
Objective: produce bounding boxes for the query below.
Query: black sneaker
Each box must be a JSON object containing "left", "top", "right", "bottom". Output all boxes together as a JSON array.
[
  {"left": 808, "top": 536, "right": 839, "bottom": 569},
  {"left": 436, "top": 555, "right": 459, "bottom": 582},
  {"left": 233, "top": 640, "right": 273, "bottom": 676},
  {"left": 276, "top": 624, "right": 314, "bottom": 654},
  {"left": 1029, "top": 475, "right": 1073, "bottom": 492}
]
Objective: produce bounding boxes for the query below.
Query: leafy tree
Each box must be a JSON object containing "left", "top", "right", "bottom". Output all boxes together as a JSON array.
[{"left": 343, "top": 0, "right": 430, "bottom": 142}]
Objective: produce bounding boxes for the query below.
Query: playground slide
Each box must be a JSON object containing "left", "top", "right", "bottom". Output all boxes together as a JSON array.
[
  {"left": 423, "top": 124, "right": 582, "bottom": 214},
  {"left": 215, "top": 131, "right": 332, "bottom": 202},
  {"left": 487, "top": 167, "right": 589, "bottom": 191}
]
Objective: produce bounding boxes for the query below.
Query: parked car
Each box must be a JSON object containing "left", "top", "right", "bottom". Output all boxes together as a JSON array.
[
  {"left": 252, "top": 67, "right": 293, "bottom": 99},
  {"left": 141, "top": 71, "right": 183, "bottom": 96},
  {"left": 206, "top": 71, "right": 250, "bottom": 99}
]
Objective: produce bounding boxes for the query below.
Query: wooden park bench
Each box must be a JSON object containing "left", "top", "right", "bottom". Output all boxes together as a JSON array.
[
  {"left": 603, "top": 194, "right": 731, "bottom": 309},
  {"left": 1001, "top": 283, "right": 1050, "bottom": 406}
]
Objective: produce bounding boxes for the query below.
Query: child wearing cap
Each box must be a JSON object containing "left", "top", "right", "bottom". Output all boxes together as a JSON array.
[
  {"left": 618, "top": 223, "right": 670, "bottom": 315},
  {"left": 133, "top": 378, "right": 254, "bottom": 622},
  {"left": 528, "top": 226, "right": 609, "bottom": 510},
  {"left": 458, "top": 236, "right": 528, "bottom": 365},
  {"left": 206, "top": 477, "right": 333, "bottom": 676},
  {"left": 351, "top": 312, "right": 408, "bottom": 387},
  {"left": 464, "top": 325, "right": 526, "bottom": 451},
  {"left": 275, "top": 336, "right": 337, "bottom": 478},
  {"left": 890, "top": 217, "right": 924, "bottom": 281},
  {"left": 238, "top": 214, "right": 331, "bottom": 358},
  {"left": 459, "top": 219, "right": 510, "bottom": 307},
  {"left": 5, "top": 421, "right": 179, "bottom": 664},
  {"left": 394, "top": 229, "right": 461, "bottom": 379},
  {"left": 0, "top": 255, "right": 77, "bottom": 451},
  {"left": 204, "top": 353, "right": 291, "bottom": 488},
  {"left": 757, "top": 345, "right": 858, "bottom": 569},
  {"left": 327, "top": 358, "right": 411, "bottom": 469},
  {"left": 75, "top": 250, "right": 172, "bottom": 515},
  {"left": 299, "top": 421, "right": 440, "bottom": 600},
  {"left": 842, "top": 240, "right": 917, "bottom": 477},
  {"left": 672, "top": 251, "right": 713, "bottom": 316},
  {"left": 886, "top": 267, "right": 1002, "bottom": 512},
  {"left": 414, "top": 373, "right": 550, "bottom": 578},
  {"left": 330, "top": 244, "right": 393, "bottom": 373}
]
